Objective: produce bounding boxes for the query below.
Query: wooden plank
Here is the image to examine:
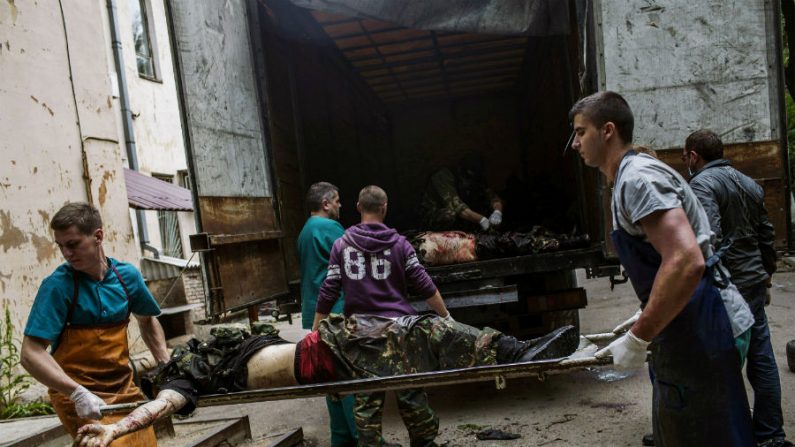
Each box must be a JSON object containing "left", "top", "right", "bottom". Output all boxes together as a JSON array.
[
  {"left": 178, "top": 416, "right": 251, "bottom": 447},
  {"left": 6, "top": 422, "right": 66, "bottom": 447},
  {"left": 321, "top": 21, "right": 364, "bottom": 37},
  {"left": 208, "top": 230, "right": 283, "bottom": 245},
  {"left": 198, "top": 197, "right": 279, "bottom": 235},
  {"left": 265, "top": 428, "right": 304, "bottom": 447},
  {"left": 215, "top": 239, "right": 287, "bottom": 311}
]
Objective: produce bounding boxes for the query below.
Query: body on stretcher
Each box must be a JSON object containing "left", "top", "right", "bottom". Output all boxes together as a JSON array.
[{"left": 101, "top": 333, "right": 630, "bottom": 415}]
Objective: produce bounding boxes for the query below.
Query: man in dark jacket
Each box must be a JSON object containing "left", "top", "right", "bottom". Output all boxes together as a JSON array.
[
  {"left": 313, "top": 185, "right": 451, "bottom": 447},
  {"left": 684, "top": 129, "right": 791, "bottom": 447}
]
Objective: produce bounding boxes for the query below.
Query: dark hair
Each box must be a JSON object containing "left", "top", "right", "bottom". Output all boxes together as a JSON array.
[
  {"left": 358, "top": 185, "right": 387, "bottom": 213},
  {"left": 568, "top": 91, "right": 634, "bottom": 144},
  {"left": 685, "top": 129, "right": 723, "bottom": 161},
  {"left": 306, "top": 182, "right": 339, "bottom": 212},
  {"left": 50, "top": 202, "right": 103, "bottom": 235}
]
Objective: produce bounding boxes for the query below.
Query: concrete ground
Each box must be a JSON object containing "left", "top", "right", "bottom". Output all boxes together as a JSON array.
[
  {"left": 200, "top": 268, "right": 795, "bottom": 447},
  {"left": 4, "top": 268, "right": 794, "bottom": 447}
]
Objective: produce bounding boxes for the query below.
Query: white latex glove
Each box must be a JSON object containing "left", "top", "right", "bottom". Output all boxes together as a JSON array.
[
  {"left": 478, "top": 217, "right": 490, "bottom": 231},
  {"left": 594, "top": 330, "right": 650, "bottom": 370},
  {"left": 441, "top": 313, "right": 455, "bottom": 323},
  {"left": 612, "top": 309, "right": 642, "bottom": 334},
  {"left": 70, "top": 385, "right": 104, "bottom": 420},
  {"left": 488, "top": 210, "right": 503, "bottom": 226}
]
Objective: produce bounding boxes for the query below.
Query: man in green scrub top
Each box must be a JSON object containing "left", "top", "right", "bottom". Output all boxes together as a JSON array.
[{"left": 297, "top": 181, "right": 357, "bottom": 446}]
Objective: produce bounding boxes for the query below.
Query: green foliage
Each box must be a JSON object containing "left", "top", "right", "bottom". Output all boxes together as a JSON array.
[{"left": 0, "top": 306, "right": 54, "bottom": 419}]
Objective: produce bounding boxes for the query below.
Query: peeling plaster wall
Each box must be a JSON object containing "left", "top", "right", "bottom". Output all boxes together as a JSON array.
[
  {"left": 0, "top": 1, "right": 139, "bottom": 353},
  {"left": 113, "top": 0, "right": 197, "bottom": 258}
]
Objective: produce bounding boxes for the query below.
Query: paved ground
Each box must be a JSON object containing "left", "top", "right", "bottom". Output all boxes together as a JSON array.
[
  {"left": 4, "top": 268, "right": 794, "bottom": 447},
  {"left": 203, "top": 268, "right": 795, "bottom": 447}
]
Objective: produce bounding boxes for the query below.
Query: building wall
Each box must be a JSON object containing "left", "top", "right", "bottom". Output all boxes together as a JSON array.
[
  {"left": 0, "top": 1, "right": 202, "bottom": 361},
  {"left": 112, "top": 0, "right": 197, "bottom": 259},
  {"left": 183, "top": 269, "right": 206, "bottom": 321},
  {"left": 0, "top": 1, "right": 141, "bottom": 347}
]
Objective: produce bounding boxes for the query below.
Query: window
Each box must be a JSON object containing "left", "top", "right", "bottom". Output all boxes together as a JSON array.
[
  {"left": 130, "top": 0, "right": 158, "bottom": 79},
  {"left": 177, "top": 169, "right": 191, "bottom": 191},
  {"left": 153, "top": 174, "right": 184, "bottom": 258}
]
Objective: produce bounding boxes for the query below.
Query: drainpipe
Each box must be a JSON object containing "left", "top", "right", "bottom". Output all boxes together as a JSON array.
[{"left": 106, "top": 0, "right": 160, "bottom": 259}]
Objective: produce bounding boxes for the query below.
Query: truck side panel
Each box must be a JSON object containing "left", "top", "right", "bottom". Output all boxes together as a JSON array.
[
  {"left": 168, "top": 0, "right": 288, "bottom": 315},
  {"left": 595, "top": 0, "right": 790, "bottom": 248}
]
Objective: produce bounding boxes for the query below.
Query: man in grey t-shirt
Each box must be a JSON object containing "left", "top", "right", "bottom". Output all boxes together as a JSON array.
[
  {"left": 568, "top": 91, "right": 753, "bottom": 446},
  {"left": 612, "top": 153, "right": 713, "bottom": 258}
]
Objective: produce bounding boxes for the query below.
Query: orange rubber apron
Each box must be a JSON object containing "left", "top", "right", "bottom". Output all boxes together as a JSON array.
[{"left": 48, "top": 264, "right": 157, "bottom": 446}]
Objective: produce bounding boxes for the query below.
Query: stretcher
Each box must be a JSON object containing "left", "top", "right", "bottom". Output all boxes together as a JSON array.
[{"left": 101, "top": 332, "right": 623, "bottom": 415}]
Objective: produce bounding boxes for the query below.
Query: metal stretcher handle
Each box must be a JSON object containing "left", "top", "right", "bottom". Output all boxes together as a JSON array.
[{"left": 100, "top": 354, "right": 614, "bottom": 415}]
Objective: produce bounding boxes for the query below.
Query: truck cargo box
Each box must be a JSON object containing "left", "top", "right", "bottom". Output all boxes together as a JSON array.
[{"left": 166, "top": 0, "right": 789, "bottom": 336}]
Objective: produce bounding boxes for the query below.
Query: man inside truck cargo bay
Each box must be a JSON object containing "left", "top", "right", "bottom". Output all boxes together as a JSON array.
[
  {"left": 570, "top": 91, "right": 754, "bottom": 446},
  {"left": 420, "top": 153, "right": 505, "bottom": 232}
]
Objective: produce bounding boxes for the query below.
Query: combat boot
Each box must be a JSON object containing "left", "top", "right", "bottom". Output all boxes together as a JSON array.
[{"left": 515, "top": 325, "right": 578, "bottom": 362}]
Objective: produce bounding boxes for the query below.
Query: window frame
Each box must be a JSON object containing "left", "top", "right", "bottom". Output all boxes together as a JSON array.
[
  {"left": 130, "top": 0, "right": 161, "bottom": 82},
  {"left": 152, "top": 173, "right": 185, "bottom": 258}
]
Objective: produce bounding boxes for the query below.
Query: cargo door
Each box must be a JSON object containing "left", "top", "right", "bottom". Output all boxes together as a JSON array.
[
  {"left": 167, "top": 0, "right": 288, "bottom": 318},
  {"left": 594, "top": 0, "right": 790, "bottom": 253}
]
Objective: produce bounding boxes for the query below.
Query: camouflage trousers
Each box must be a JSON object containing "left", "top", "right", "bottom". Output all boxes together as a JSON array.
[
  {"left": 354, "top": 388, "right": 438, "bottom": 447},
  {"left": 319, "top": 314, "right": 502, "bottom": 446},
  {"left": 318, "top": 314, "right": 501, "bottom": 382}
]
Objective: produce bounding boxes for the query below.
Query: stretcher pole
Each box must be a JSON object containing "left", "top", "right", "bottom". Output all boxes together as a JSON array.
[{"left": 100, "top": 355, "right": 614, "bottom": 415}]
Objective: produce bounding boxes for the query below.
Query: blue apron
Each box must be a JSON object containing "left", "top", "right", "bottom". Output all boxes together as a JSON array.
[{"left": 611, "top": 152, "right": 753, "bottom": 446}]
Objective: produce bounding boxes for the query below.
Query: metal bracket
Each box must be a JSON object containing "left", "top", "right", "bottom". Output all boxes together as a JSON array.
[
  {"left": 609, "top": 270, "right": 628, "bottom": 291},
  {"left": 586, "top": 264, "right": 622, "bottom": 279}
]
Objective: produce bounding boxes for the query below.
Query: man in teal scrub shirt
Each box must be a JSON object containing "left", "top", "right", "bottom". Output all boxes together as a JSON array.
[
  {"left": 20, "top": 202, "right": 169, "bottom": 443},
  {"left": 297, "top": 182, "right": 357, "bottom": 446}
]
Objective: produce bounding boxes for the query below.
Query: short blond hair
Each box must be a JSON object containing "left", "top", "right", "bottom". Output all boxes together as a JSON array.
[{"left": 358, "top": 185, "right": 387, "bottom": 213}]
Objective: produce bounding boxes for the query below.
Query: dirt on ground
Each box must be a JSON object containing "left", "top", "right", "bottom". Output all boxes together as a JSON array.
[
  {"left": 189, "top": 268, "right": 795, "bottom": 447},
  {"left": 9, "top": 268, "right": 793, "bottom": 447}
]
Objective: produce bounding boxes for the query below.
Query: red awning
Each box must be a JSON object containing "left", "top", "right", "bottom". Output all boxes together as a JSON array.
[{"left": 123, "top": 168, "right": 193, "bottom": 211}]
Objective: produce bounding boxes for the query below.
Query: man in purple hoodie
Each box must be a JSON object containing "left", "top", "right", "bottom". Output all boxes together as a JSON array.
[{"left": 313, "top": 185, "right": 451, "bottom": 447}]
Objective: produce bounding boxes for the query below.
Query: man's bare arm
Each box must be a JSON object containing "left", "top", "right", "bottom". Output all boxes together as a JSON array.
[
  {"left": 312, "top": 312, "right": 329, "bottom": 332},
  {"left": 134, "top": 315, "right": 170, "bottom": 363},
  {"left": 631, "top": 208, "right": 705, "bottom": 342},
  {"left": 20, "top": 336, "right": 80, "bottom": 395},
  {"left": 75, "top": 389, "right": 188, "bottom": 447},
  {"left": 424, "top": 290, "right": 450, "bottom": 318}
]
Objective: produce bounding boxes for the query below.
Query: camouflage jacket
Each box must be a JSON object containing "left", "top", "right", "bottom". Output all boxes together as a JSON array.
[{"left": 141, "top": 322, "right": 286, "bottom": 400}]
